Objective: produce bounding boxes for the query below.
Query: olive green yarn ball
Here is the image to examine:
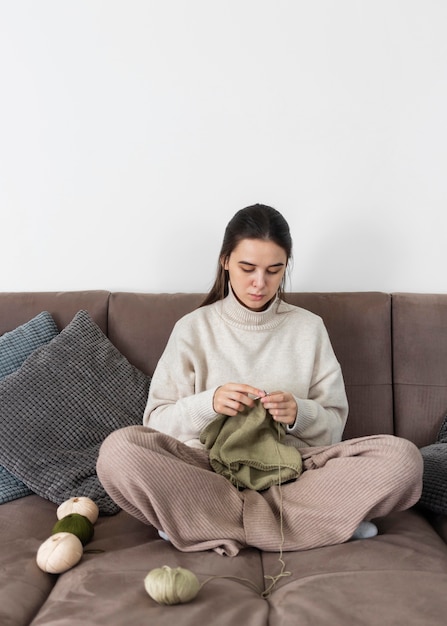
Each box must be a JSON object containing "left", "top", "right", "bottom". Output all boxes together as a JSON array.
[{"left": 51, "top": 513, "right": 94, "bottom": 546}]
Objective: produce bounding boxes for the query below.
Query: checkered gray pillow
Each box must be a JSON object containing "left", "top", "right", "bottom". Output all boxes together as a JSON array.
[
  {"left": 0, "top": 310, "right": 150, "bottom": 515},
  {"left": 0, "top": 311, "right": 59, "bottom": 503},
  {"left": 420, "top": 413, "right": 447, "bottom": 514},
  {"left": 0, "top": 311, "right": 59, "bottom": 378}
]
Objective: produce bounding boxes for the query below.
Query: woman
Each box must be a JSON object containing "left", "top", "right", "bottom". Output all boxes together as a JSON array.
[{"left": 97, "top": 204, "right": 422, "bottom": 556}]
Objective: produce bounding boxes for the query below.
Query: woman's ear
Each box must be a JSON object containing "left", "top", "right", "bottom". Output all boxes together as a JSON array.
[{"left": 221, "top": 255, "right": 229, "bottom": 270}]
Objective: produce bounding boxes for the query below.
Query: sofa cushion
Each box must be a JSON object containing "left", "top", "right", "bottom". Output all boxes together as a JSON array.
[
  {"left": 419, "top": 413, "right": 447, "bottom": 514},
  {"left": 0, "top": 311, "right": 60, "bottom": 503},
  {"left": 0, "top": 310, "right": 150, "bottom": 515}
]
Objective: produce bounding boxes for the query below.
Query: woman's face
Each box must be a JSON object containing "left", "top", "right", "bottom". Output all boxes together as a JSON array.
[{"left": 223, "top": 238, "right": 287, "bottom": 311}]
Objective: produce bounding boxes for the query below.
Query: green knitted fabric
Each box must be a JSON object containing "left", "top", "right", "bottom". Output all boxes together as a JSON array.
[{"left": 200, "top": 401, "right": 302, "bottom": 491}]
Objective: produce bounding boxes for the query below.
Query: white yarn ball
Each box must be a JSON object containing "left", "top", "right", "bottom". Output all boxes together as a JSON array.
[
  {"left": 56, "top": 496, "right": 99, "bottom": 524},
  {"left": 144, "top": 566, "right": 201, "bottom": 605},
  {"left": 36, "top": 532, "right": 83, "bottom": 574}
]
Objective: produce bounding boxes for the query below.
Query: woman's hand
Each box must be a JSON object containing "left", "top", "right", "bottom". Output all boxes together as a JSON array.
[
  {"left": 213, "top": 383, "right": 267, "bottom": 417},
  {"left": 261, "top": 391, "right": 297, "bottom": 426}
]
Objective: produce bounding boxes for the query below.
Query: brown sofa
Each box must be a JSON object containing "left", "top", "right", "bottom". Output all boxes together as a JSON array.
[{"left": 1, "top": 290, "right": 447, "bottom": 625}]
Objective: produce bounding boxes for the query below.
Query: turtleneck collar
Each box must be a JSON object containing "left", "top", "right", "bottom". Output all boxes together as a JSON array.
[{"left": 214, "top": 284, "right": 288, "bottom": 330}]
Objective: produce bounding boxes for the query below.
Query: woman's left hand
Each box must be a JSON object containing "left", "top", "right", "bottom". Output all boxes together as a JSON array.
[{"left": 261, "top": 391, "right": 297, "bottom": 426}]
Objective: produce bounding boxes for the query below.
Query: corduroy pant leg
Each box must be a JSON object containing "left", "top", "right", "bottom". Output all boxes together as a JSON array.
[
  {"left": 242, "top": 434, "right": 423, "bottom": 552},
  {"left": 97, "top": 425, "right": 246, "bottom": 555}
]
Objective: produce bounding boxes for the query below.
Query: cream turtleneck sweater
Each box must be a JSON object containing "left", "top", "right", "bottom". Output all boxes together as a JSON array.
[{"left": 143, "top": 288, "right": 348, "bottom": 449}]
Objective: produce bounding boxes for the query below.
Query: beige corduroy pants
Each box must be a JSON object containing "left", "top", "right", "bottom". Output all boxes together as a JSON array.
[{"left": 97, "top": 426, "right": 423, "bottom": 556}]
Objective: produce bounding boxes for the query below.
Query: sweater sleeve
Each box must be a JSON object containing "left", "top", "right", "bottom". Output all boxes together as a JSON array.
[
  {"left": 286, "top": 321, "right": 349, "bottom": 448},
  {"left": 142, "top": 320, "right": 219, "bottom": 447}
]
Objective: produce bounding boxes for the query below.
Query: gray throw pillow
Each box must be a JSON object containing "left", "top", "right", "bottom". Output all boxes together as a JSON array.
[
  {"left": 0, "top": 311, "right": 59, "bottom": 378},
  {"left": 420, "top": 413, "right": 447, "bottom": 515},
  {"left": 0, "top": 310, "right": 150, "bottom": 515},
  {"left": 0, "top": 311, "right": 59, "bottom": 503}
]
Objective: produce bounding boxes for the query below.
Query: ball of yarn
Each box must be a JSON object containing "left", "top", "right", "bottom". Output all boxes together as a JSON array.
[
  {"left": 51, "top": 513, "right": 94, "bottom": 546},
  {"left": 144, "top": 566, "right": 201, "bottom": 605},
  {"left": 36, "top": 532, "right": 83, "bottom": 574},
  {"left": 57, "top": 496, "right": 99, "bottom": 524}
]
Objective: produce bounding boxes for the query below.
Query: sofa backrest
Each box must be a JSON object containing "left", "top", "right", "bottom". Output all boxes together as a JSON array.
[
  {"left": 1, "top": 290, "right": 446, "bottom": 447},
  {"left": 0, "top": 291, "right": 110, "bottom": 334},
  {"left": 108, "top": 291, "right": 393, "bottom": 442},
  {"left": 107, "top": 292, "right": 203, "bottom": 378},
  {"left": 392, "top": 293, "right": 447, "bottom": 447},
  {"left": 286, "top": 292, "right": 393, "bottom": 441}
]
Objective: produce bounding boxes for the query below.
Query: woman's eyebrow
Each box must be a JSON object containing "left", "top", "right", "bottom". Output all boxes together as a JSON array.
[{"left": 238, "top": 261, "right": 285, "bottom": 268}]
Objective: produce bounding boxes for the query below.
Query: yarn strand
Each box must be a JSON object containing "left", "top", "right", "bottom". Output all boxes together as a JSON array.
[
  {"left": 200, "top": 420, "right": 292, "bottom": 600},
  {"left": 261, "top": 420, "right": 291, "bottom": 597},
  {"left": 145, "top": 415, "right": 294, "bottom": 604}
]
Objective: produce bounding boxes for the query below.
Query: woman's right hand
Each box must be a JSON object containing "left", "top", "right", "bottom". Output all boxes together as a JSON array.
[{"left": 213, "top": 383, "right": 267, "bottom": 417}]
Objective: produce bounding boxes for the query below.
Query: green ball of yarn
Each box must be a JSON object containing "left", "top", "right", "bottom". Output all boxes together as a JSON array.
[
  {"left": 144, "top": 566, "right": 201, "bottom": 605},
  {"left": 51, "top": 513, "right": 94, "bottom": 546}
]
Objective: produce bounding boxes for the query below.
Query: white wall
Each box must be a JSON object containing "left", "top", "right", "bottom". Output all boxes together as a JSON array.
[{"left": 1, "top": 1, "right": 446, "bottom": 294}]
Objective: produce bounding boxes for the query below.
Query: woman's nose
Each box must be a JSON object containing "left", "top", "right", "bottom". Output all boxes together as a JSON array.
[{"left": 253, "top": 271, "right": 266, "bottom": 288}]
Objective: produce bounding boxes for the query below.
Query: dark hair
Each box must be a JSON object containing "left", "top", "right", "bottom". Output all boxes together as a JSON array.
[{"left": 200, "top": 204, "right": 293, "bottom": 307}]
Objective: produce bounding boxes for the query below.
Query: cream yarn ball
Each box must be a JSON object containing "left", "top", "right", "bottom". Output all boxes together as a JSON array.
[
  {"left": 56, "top": 496, "right": 99, "bottom": 524},
  {"left": 144, "top": 566, "right": 201, "bottom": 605},
  {"left": 36, "top": 532, "right": 83, "bottom": 574}
]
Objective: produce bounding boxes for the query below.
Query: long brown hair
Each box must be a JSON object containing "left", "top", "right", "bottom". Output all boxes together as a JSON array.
[{"left": 200, "top": 204, "right": 293, "bottom": 307}]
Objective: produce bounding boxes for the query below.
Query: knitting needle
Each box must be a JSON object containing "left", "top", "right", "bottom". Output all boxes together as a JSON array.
[{"left": 252, "top": 391, "right": 270, "bottom": 400}]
